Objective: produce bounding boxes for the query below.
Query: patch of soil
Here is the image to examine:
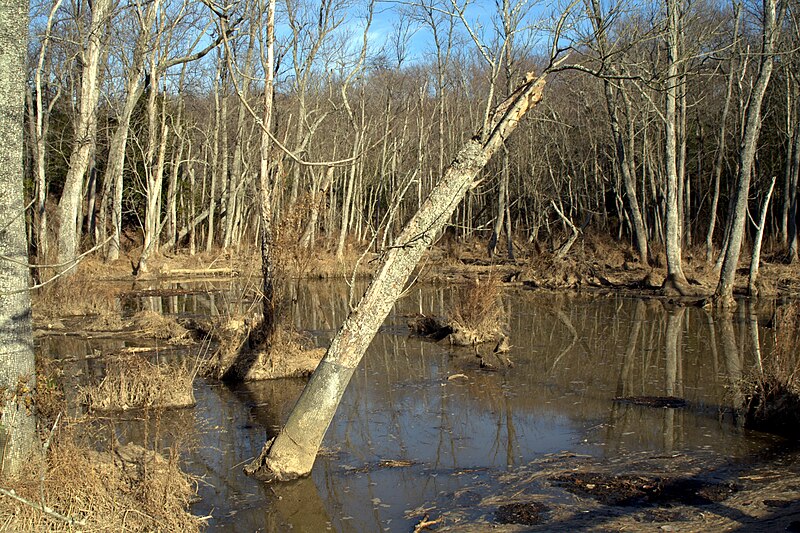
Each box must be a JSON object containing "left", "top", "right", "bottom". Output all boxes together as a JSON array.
[
  {"left": 550, "top": 472, "right": 736, "bottom": 506},
  {"left": 494, "top": 502, "right": 549, "bottom": 525},
  {"left": 613, "top": 396, "right": 688, "bottom": 408}
]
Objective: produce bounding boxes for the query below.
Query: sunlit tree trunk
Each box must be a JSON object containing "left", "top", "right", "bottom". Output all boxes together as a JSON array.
[
  {"left": 0, "top": 0, "right": 37, "bottom": 476},
  {"left": 55, "top": 0, "right": 110, "bottom": 274},
  {"left": 705, "top": 4, "right": 740, "bottom": 263},
  {"left": 663, "top": 0, "right": 689, "bottom": 293},
  {"left": 259, "top": 0, "right": 277, "bottom": 335},
  {"left": 715, "top": 0, "right": 782, "bottom": 306}
]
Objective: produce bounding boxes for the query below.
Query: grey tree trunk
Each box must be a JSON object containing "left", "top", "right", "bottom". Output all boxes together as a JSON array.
[
  {"left": 787, "top": 119, "right": 800, "bottom": 260},
  {"left": 0, "top": 0, "right": 37, "bottom": 476},
  {"left": 258, "top": 0, "right": 277, "bottom": 335},
  {"left": 54, "top": 0, "right": 110, "bottom": 274},
  {"left": 749, "top": 176, "right": 776, "bottom": 297},
  {"left": 587, "top": 0, "right": 648, "bottom": 264},
  {"left": 705, "top": 7, "right": 739, "bottom": 263},
  {"left": 245, "top": 68, "right": 552, "bottom": 481},
  {"left": 715, "top": 0, "right": 781, "bottom": 306},
  {"left": 104, "top": 0, "right": 159, "bottom": 261},
  {"left": 663, "top": 0, "right": 689, "bottom": 293}
]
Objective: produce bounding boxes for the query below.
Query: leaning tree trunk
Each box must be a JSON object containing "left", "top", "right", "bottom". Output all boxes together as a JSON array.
[
  {"left": 245, "top": 67, "right": 552, "bottom": 481},
  {"left": 0, "top": 0, "right": 38, "bottom": 476}
]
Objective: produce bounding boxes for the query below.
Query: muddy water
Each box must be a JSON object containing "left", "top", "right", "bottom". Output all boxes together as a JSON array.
[{"left": 38, "top": 281, "right": 784, "bottom": 531}]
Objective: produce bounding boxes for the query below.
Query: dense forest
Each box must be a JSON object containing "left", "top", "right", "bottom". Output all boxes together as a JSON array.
[{"left": 23, "top": 0, "right": 800, "bottom": 301}]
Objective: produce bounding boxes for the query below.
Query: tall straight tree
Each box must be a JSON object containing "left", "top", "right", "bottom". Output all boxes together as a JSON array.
[
  {"left": 54, "top": 0, "right": 111, "bottom": 274},
  {"left": 715, "top": 0, "right": 783, "bottom": 306},
  {"left": 0, "top": 0, "right": 37, "bottom": 476},
  {"left": 663, "top": 0, "right": 689, "bottom": 293},
  {"left": 586, "top": 0, "right": 649, "bottom": 265}
]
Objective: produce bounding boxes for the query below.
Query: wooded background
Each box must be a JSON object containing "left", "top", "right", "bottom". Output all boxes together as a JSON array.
[{"left": 23, "top": 0, "right": 800, "bottom": 283}]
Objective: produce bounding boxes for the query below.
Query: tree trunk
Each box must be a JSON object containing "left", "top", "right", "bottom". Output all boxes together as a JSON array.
[
  {"left": 663, "top": 0, "right": 689, "bottom": 293},
  {"left": 787, "top": 118, "right": 800, "bottom": 260},
  {"left": 259, "top": 0, "right": 277, "bottom": 336},
  {"left": 749, "top": 176, "right": 776, "bottom": 297},
  {"left": 715, "top": 0, "right": 781, "bottom": 306},
  {"left": 705, "top": 10, "right": 739, "bottom": 263},
  {"left": 0, "top": 0, "right": 37, "bottom": 476},
  {"left": 244, "top": 68, "right": 551, "bottom": 481},
  {"left": 54, "top": 0, "right": 110, "bottom": 274}
]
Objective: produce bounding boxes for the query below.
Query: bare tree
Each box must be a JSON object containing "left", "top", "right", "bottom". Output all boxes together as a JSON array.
[
  {"left": 715, "top": 0, "right": 784, "bottom": 306},
  {"left": 244, "top": 23, "right": 571, "bottom": 479},
  {"left": 0, "top": 0, "right": 37, "bottom": 476},
  {"left": 54, "top": 0, "right": 112, "bottom": 274}
]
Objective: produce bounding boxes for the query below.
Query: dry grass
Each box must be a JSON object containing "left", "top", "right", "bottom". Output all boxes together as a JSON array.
[
  {"left": 0, "top": 428, "right": 201, "bottom": 532},
  {"left": 129, "top": 310, "right": 190, "bottom": 343},
  {"left": 32, "top": 278, "right": 121, "bottom": 319},
  {"left": 82, "top": 356, "right": 196, "bottom": 412},
  {"left": 0, "top": 359, "right": 201, "bottom": 532},
  {"left": 85, "top": 310, "right": 126, "bottom": 332},
  {"left": 447, "top": 277, "right": 506, "bottom": 346},
  {"left": 203, "top": 316, "right": 325, "bottom": 381},
  {"left": 744, "top": 302, "right": 800, "bottom": 438}
]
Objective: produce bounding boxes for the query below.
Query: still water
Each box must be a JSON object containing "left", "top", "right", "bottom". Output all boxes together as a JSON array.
[{"left": 38, "top": 281, "right": 781, "bottom": 531}]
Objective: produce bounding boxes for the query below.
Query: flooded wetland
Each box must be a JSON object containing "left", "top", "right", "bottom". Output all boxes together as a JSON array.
[{"left": 34, "top": 280, "right": 800, "bottom": 532}]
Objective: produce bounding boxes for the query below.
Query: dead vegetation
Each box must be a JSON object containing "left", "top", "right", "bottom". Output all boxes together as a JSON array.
[
  {"left": 82, "top": 355, "right": 197, "bottom": 412},
  {"left": 0, "top": 429, "right": 201, "bottom": 532},
  {"left": 744, "top": 302, "right": 800, "bottom": 438},
  {"left": 32, "top": 277, "right": 121, "bottom": 319},
  {"left": 202, "top": 315, "right": 325, "bottom": 381},
  {"left": 129, "top": 310, "right": 190, "bottom": 343},
  {"left": 448, "top": 277, "right": 506, "bottom": 345},
  {"left": 0, "top": 361, "right": 201, "bottom": 532},
  {"left": 409, "top": 277, "right": 506, "bottom": 346}
]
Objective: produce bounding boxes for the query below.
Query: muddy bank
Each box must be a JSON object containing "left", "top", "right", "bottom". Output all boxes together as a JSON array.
[{"left": 413, "top": 449, "right": 800, "bottom": 532}]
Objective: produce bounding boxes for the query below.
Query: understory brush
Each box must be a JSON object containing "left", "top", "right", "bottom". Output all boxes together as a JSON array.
[
  {"left": 447, "top": 277, "right": 506, "bottom": 346},
  {"left": 82, "top": 355, "right": 198, "bottom": 412},
  {"left": 0, "top": 362, "right": 202, "bottom": 532},
  {"left": 744, "top": 302, "right": 800, "bottom": 438}
]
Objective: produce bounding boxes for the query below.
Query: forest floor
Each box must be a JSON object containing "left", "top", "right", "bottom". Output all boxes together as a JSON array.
[
  {"left": 36, "top": 233, "right": 800, "bottom": 306},
  {"left": 418, "top": 448, "right": 800, "bottom": 532}
]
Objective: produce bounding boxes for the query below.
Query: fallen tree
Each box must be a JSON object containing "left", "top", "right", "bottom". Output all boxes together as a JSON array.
[{"left": 244, "top": 51, "right": 568, "bottom": 481}]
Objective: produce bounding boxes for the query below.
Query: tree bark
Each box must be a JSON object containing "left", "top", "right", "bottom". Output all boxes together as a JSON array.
[
  {"left": 244, "top": 67, "right": 551, "bottom": 481},
  {"left": 54, "top": 0, "right": 110, "bottom": 274},
  {"left": 705, "top": 7, "right": 739, "bottom": 263},
  {"left": 715, "top": 0, "right": 781, "bottom": 306},
  {"left": 749, "top": 176, "right": 776, "bottom": 297},
  {"left": 663, "top": 0, "right": 689, "bottom": 293},
  {"left": 0, "top": 0, "right": 37, "bottom": 476}
]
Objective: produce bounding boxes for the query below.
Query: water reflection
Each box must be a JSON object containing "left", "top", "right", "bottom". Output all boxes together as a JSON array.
[{"left": 37, "top": 282, "right": 783, "bottom": 531}]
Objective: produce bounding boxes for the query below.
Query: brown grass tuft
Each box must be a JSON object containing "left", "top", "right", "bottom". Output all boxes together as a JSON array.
[
  {"left": 448, "top": 277, "right": 506, "bottom": 346},
  {"left": 744, "top": 302, "right": 800, "bottom": 438},
  {"left": 203, "top": 316, "right": 324, "bottom": 381},
  {"left": 0, "top": 426, "right": 200, "bottom": 532},
  {"left": 129, "top": 310, "right": 190, "bottom": 343},
  {"left": 32, "top": 278, "right": 121, "bottom": 319},
  {"left": 82, "top": 356, "right": 196, "bottom": 412}
]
